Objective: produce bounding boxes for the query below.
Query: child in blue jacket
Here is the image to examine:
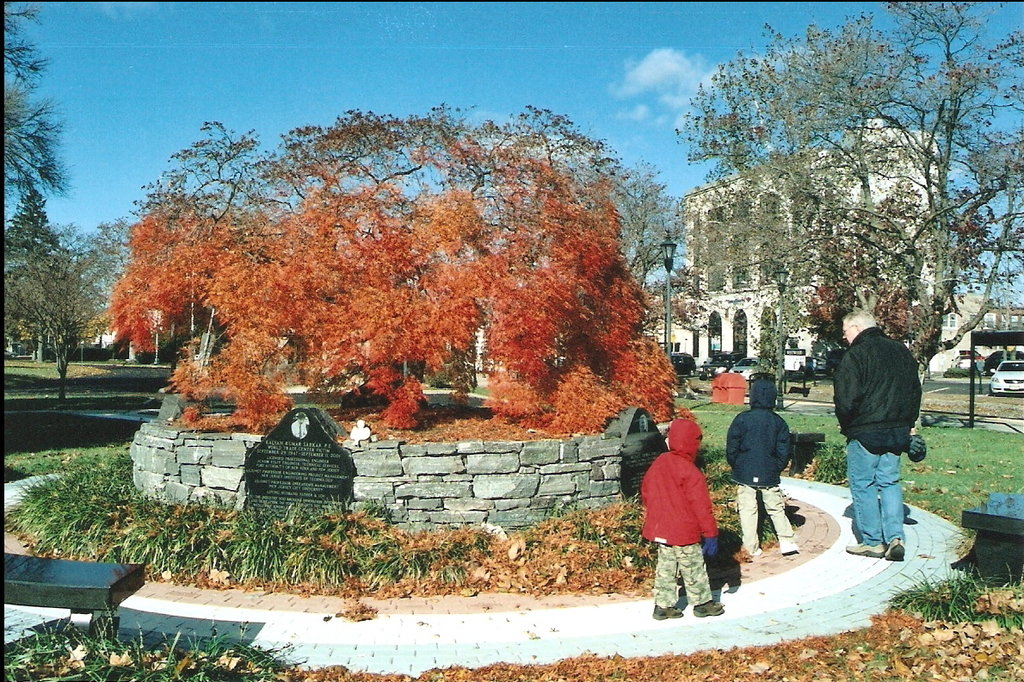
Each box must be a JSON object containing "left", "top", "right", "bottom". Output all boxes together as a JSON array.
[{"left": 726, "top": 378, "right": 799, "bottom": 557}]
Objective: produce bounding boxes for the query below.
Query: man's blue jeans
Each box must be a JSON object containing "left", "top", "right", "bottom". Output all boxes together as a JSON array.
[{"left": 846, "top": 439, "right": 904, "bottom": 547}]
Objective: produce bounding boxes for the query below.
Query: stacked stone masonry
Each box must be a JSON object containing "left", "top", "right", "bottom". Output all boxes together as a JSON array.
[{"left": 130, "top": 422, "right": 627, "bottom": 531}]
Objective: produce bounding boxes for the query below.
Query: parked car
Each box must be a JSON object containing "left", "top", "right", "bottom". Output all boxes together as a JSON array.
[
  {"left": 729, "top": 357, "right": 762, "bottom": 380},
  {"left": 670, "top": 352, "right": 696, "bottom": 377},
  {"left": 699, "top": 352, "right": 744, "bottom": 379},
  {"left": 989, "top": 360, "right": 1024, "bottom": 396},
  {"left": 955, "top": 350, "right": 984, "bottom": 373},
  {"left": 983, "top": 350, "right": 1024, "bottom": 376}
]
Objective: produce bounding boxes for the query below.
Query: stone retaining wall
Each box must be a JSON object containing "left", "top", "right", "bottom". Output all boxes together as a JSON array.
[{"left": 130, "top": 422, "right": 629, "bottom": 531}]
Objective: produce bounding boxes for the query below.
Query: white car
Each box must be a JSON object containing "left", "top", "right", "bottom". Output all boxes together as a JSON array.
[
  {"left": 729, "top": 357, "right": 763, "bottom": 380},
  {"left": 989, "top": 360, "right": 1024, "bottom": 396}
]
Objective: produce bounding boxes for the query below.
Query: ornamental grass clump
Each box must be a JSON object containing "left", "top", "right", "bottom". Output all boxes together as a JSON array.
[
  {"left": 809, "top": 441, "right": 847, "bottom": 485},
  {"left": 892, "top": 572, "right": 1024, "bottom": 631},
  {"left": 8, "top": 457, "right": 141, "bottom": 559},
  {"left": 697, "top": 445, "right": 734, "bottom": 490},
  {"left": 3, "top": 630, "right": 286, "bottom": 682}
]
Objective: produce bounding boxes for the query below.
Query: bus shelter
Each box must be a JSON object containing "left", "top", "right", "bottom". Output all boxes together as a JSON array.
[{"left": 968, "top": 330, "right": 1024, "bottom": 428}]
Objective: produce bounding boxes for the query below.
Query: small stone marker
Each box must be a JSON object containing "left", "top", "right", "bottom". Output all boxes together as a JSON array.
[
  {"left": 156, "top": 393, "right": 187, "bottom": 422},
  {"left": 244, "top": 408, "right": 355, "bottom": 518},
  {"left": 604, "top": 407, "right": 667, "bottom": 498}
]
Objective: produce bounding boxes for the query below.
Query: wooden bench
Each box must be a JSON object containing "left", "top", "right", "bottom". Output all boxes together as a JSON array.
[
  {"left": 788, "top": 432, "right": 825, "bottom": 475},
  {"left": 4, "top": 553, "right": 145, "bottom": 638}
]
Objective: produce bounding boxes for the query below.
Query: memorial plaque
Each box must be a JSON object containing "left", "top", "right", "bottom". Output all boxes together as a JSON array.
[
  {"left": 605, "top": 407, "right": 667, "bottom": 498},
  {"left": 244, "top": 408, "right": 355, "bottom": 518}
]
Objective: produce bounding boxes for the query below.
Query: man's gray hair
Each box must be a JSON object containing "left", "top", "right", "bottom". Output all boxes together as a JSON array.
[{"left": 843, "top": 310, "right": 877, "bottom": 329}]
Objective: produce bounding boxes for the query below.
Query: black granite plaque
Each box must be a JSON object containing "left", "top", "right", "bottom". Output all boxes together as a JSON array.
[
  {"left": 605, "top": 407, "right": 667, "bottom": 498},
  {"left": 244, "top": 408, "right": 355, "bottom": 519}
]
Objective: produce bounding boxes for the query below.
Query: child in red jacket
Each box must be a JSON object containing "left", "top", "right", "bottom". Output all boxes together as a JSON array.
[{"left": 641, "top": 418, "right": 725, "bottom": 619}]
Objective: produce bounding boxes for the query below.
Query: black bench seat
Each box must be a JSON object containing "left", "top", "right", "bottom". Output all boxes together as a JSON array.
[
  {"left": 4, "top": 553, "right": 145, "bottom": 638},
  {"left": 788, "top": 432, "right": 826, "bottom": 475}
]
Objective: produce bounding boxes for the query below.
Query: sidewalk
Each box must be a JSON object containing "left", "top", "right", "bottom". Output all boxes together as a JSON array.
[{"left": 4, "top": 477, "right": 963, "bottom": 677}]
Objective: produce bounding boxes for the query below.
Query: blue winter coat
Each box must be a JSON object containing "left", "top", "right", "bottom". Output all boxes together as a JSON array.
[{"left": 726, "top": 379, "right": 791, "bottom": 488}]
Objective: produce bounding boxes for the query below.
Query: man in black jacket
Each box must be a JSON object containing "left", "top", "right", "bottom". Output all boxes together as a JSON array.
[{"left": 834, "top": 310, "right": 922, "bottom": 562}]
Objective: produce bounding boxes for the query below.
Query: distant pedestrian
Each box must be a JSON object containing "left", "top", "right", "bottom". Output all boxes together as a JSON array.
[
  {"left": 834, "top": 310, "right": 922, "bottom": 562},
  {"left": 640, "top": 418, "right": 725, "bottom": 620},
  {"left": 726, "top": 378, "right": 799, "bottom": 558}
]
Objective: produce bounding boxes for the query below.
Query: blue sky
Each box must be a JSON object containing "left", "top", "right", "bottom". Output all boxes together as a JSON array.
[{"left": 16, "top": 1, "right": 1023, "bottom": 231}]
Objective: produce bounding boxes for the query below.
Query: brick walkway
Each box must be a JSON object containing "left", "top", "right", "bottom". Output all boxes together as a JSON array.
[{"left": 4, "top": 476, "right": 962, "bottom": 677}]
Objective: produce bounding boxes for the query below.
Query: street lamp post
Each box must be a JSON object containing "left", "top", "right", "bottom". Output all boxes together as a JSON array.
[
  {"left": 775, "top": 267, "right": 789, "bottom": 410},
  {"left": 661, "top": 239, "right": 677, "bottom": 359}
]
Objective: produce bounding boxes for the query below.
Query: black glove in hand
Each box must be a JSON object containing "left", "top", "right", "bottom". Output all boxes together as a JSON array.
[{"left": 908, "top": 434, "right": 927, "bottom": 462}]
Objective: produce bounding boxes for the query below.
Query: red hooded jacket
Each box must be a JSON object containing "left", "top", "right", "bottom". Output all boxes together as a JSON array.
[{"left": 640, "top": 419, "right": 718, "bottom": 547}]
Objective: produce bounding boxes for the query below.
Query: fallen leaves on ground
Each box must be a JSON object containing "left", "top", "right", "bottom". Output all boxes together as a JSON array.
[
  {"left": 329, "top": 405, "right": 570, "bottom": 444},
  {"left": 275, "top": 612, "right": 1024, "bottom": 681}
]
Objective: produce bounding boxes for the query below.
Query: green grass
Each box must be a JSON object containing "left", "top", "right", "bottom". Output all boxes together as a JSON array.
[
  {"left": 685, "top": 403, "right": 1024, "bottom": 524},
  {"left": 4, "top": 358, "right": 168, "bottom": 410},
  {"left": 3, "top": 413, "right": 141, "bottom": 482},
  {"left": 4, "top": 359, "right": 167, "bottom": 481}
]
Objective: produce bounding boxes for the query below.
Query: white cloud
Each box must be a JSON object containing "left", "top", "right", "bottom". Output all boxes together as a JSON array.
[
  {"left": 610, "top": 48, "right": 713, "bottom": 122},
  {"left": 617, "top": 104, "right": 651, "bottom": 122},
  {"left": 93, "top": 2, "right": 159, "bottom": 20}
]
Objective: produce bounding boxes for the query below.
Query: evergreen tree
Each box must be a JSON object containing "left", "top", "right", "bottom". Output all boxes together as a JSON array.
[{"left": 5, "top": 186, "right": 59, "bottom": 267}]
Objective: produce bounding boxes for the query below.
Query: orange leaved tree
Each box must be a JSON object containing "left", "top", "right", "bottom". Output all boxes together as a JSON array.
[{"left": 110, "top": 110, "right": 675, "bottom": 433}]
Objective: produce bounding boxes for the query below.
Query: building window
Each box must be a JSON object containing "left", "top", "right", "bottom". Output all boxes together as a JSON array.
[
  {"left": 709, "top": 268, "right": 725, "bottom": 292},
  {"left": 733, "top": 267, "right": 750, "bottom": 288},
  {"left": 984, "top": 313, "right": 997, "bottom": 328},
  {"left": 943, "top": 314, "right": 958, "bottom": 330},
  {"left": 709, "top": 312, "right": 723, "bottom": 352},
  {"left": 734, "top": 310, "right": 748, "bottom": 356}
]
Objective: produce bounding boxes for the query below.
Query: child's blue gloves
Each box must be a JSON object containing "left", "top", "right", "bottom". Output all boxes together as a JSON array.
[{"left": 702, "top": 536, "right": 718, "bottom": 557}]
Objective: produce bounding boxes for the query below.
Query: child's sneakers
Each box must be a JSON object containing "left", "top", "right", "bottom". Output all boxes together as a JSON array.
[
  {"left": 779, "top": 541, "right": 800, "bottom": 556},
  {"left": 652, "top": 605, "right": 684, "bottom": 620},
  {"left": 693, "top": 601, "right": 725, "bottom": 618}
]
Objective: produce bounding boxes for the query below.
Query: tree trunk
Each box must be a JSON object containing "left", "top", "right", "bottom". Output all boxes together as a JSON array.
[{"left": 55, "top": 351, "right": 69, "bottom": 402}]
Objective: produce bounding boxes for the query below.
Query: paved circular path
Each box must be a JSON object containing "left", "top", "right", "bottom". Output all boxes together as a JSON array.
[{"left": 4, "top": 476, "right": 963, "bottom": 677}]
